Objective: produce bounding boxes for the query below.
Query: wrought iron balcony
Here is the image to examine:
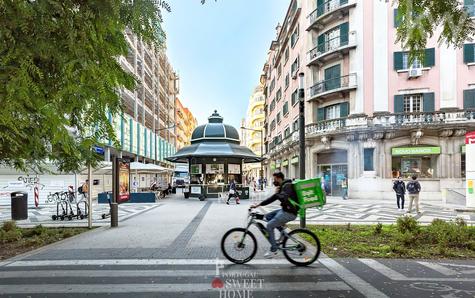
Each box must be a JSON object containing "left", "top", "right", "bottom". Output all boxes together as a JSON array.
[
  {"left": 307, "top": 0, "right": 356, "bottom": 30},
  {"left": 308, "top": 73, "right": 357, "bottom": 100},
  {"left": 307, "top": 31, "right": 357, "bottom": 65}
]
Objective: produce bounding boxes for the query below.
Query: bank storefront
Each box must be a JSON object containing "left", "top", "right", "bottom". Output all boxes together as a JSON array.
[{"left": 391, "top": 146, "right": 440, "bottom": 179}]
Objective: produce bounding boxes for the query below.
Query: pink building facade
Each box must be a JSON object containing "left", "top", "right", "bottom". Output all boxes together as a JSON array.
[{"left": 263, "top": 0, "right": 475, "bottom": 201}]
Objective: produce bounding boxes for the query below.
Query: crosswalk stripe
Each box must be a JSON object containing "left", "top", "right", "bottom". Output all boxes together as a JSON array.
[
  {"left": 418, "top": 261, "right": 459, "bottom": 276},
  {"left": 0, "top": 268, "right": 333, "bottom": 278},
  {"left": 0, "top": 282, "right": 351, "bottom": 294},
  {"left": 358, "top": 258, "right": 407, "bottom": 280},
  {"left": 3, "top": 258, "right": 302, "bottom": 267}
]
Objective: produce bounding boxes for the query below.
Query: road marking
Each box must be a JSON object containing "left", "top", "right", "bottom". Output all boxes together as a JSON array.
[
  {"left": 359, "top": 259, "right": 407, "bottom": 280},
  {"left": 418, "top": 261, "right": 459, "bottom": 276},
  {"left": 319, "top": 256, "right": 390, "bottom": 298},
  {"left": 4, "top": 258, "right": 298, "bottom": 267},
  {"left": 0, "top": 282, "right": 351, "bottom": 294},
  {"left": 0, "top": 268, "right": 333, "bottom": 278},
  {"left": 359, "top": 259, "right": 475, "bottom": 282}
]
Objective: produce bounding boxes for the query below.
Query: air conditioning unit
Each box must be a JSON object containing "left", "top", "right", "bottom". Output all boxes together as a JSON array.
[{"left": 408, "top": 68, "right": 422, "bottom": 79}]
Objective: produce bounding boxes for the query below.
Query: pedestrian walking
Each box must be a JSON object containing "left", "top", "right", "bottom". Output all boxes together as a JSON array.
[
  {"left": 263, "top": 177, "right": 267, "bottom": 189},
  {"left": 226, "top": 179, "right": 240, "bottom": 205},
  {"left": 392, "top": 176, "right": 406, "bottom": 211},
  {"left": 78, "top": 180, "right": 89, "bottom": 200},
  {"left": 341, "top": 177, "right": 348, "bottom": 200},
  {"left": 406, "top": 175, "right": 421, "bottom": 214}
]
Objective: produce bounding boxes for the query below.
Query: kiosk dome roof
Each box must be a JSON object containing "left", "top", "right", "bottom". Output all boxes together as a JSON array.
[{"left": 190, "top": 111, "right": 240, "bottom": 144}]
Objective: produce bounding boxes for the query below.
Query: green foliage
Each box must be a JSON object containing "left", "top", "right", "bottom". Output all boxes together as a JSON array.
[
  {"left": 0, "top": 0, "right": 165, "bottom": 172},
  {"left": 396, "top": 215, "right": 419, "bottom": 234},
  {"left": 394, "top": 0, "right": 475, "bottom": 64},
  {"left": 0, "top": 229, "right": 22, "bottom": 243},
  {"left": 374, "top": 223, "right": 383, "bottom": 235},
  {"left": 427, "top": 218, "right": 471, "bottom": 249},
  {"left": 1, "top": 221, "right": 18, "bottom": 232}
]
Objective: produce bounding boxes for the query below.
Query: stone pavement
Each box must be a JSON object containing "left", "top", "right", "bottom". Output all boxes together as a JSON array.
[
  {"left": 0, "top": 194, "right": 474, "bottom": 297},
  {"left": 252, "top": 188, "right": 475, "bottom": 225},
  {"left": 0, "top": 201, "right": 159, "bottom": 228}
]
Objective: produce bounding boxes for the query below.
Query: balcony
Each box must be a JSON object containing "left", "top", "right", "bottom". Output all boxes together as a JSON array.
[
  {"left": 372, "top": 111, "right": 475, "bottom": 128},
  {"left": 307, "top": 31, "right": 357, "bottom": 66},
  {"left": 308, "top": 73, "right": 357, "bottom": 100},
  {"left": 307, "top": 0, "right": 356, "bottom": 31}
]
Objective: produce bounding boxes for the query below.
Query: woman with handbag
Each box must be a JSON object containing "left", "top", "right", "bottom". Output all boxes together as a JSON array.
[{"left": 226, "top": 179, "right": 240, "bottom": 205}]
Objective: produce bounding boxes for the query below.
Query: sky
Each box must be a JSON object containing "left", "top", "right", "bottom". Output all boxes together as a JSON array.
[{"left": 162, "top": 0, "right": 289, "bottom": 129}]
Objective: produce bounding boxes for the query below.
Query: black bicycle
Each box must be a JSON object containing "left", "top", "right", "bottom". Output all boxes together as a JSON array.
[{"left": 221, "top": 208, "right": 321, "bottom": 266}]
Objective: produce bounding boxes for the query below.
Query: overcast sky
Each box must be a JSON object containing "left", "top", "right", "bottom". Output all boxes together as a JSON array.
[{"left": 162, "top": 0, "right": 289, "bottom": 128}]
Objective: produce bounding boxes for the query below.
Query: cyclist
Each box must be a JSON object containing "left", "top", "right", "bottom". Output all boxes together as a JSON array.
[{"left": 250, "top": 171, "right": 299, "bottom": 258}]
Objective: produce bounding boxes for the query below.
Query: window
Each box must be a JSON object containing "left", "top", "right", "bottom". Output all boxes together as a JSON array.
[
  {"left": 270, "top": 119, "right": 276, "bottom": 131},
  {"left": 277, "top": 112, "right": 281, "bottom": 123},
  {"left": 325, "top": 104, "right": 341, "bottom": 120},
  {"left": 270, "top": 99, "right": 276, "bottom": 112},
  {"left": 465, "top": 0, "right": 475, "bottom": 17},
  {"left": 464, "top": 89, "right": 475, "bottom": 109},
  {"left": 462, "top": 153, "right": 466, "bottom": 178},
  {"left": 402, "top": 53, "right": 422, "bottom": 69},
  {"left": 292, "top": 119, "right": 299, "bottom": 132},
  {"left": 284, "top": 47, "right": 289, "bottom": 64},
  {"left": 291, "top": 56, "right": 300, "bottom": 76},
  {"left": 290, "top": 24, "right": 299, "bottom": 48},
  {"left": 269, "top": 78, "right": 276, "bottom": 93},
  {"left": 392, "top": 156, "right": 437, "bottom": 179},
  {"left": 284, "top": 74, "right": 290, "bottom": 90},
  {"left": 403, "top": 94, "right": 423, "bottom": 113},
  {"left": 291, "top": 89, "right": 298, "bottom": 106},
  {"left": 283, "top": 101, "right": 289, "bottom": 116},
  {"left": 394, "top": 48, "right": 435, "bottom": 70},
  {"left": 276, "top": 88, "right": 282, "bottom": 102},
  {"left": 284, "top": 127, "right": 291, "bottom": 138},
  {"left": 277, "top": 64, "right": 282, "bottom": 78},
  {"left": 364, "top": 148, "right": 375, "bottom": 171},
  {"left": 464, "top": 43, "right": 475, "bottom": 64}
]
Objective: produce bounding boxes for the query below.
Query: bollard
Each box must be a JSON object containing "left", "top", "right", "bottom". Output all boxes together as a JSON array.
[{"left": 110, "top": 203, "right": 119, "bottom": 227}]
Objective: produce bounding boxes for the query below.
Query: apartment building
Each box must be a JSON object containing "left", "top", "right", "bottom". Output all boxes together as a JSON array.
[
  {"left": 263, "top": 0, "right": 475, "bottom": 201},
  {"left": 106, "top": 29, "right": 178, "bottom": 167},
  {"left": 242, "top": 85, "right": 266, "bottom": 180},
  {"left": 176, "top": 97, "right": 198, "bottom": 150}
]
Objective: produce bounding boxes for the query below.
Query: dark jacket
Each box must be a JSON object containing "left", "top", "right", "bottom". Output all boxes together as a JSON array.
[
  {"left": 229, "top": 181, "right": 236, "bottom": 191},
  {"left": 260, "top": 179, "right": 299, "bottom": 215},
  {"left": 393, "top": 180, "right": 406, "bottom": 195},
  {"left": 406, "top": 180, "right": 421, "bottom": 194}
]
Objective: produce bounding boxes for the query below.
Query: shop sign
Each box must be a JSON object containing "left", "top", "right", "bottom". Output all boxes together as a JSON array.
[
  {"left": 291, "top": 156, "right": 299, "bottom": 164},
  {"left": 190, "top": 164, "right": 202, "bottom": 174},
  {"left": 391, "top": 147, "right": 441, "bottom": 156},
  {"left": 282, "top": 160, "right": 289, "bottom": 167},
  {"left": 466, "top": 131, "right": 475, "bottom": 144}
]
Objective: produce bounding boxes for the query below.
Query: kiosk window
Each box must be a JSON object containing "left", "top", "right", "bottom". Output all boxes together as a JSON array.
[{"left": 392, "top": 156, "right": 437, "bottom": 178}]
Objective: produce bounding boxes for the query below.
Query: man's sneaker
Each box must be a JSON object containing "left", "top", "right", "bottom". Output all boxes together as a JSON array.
[{"left": 264, "top": 250, "right": 278, "bottom": 259}]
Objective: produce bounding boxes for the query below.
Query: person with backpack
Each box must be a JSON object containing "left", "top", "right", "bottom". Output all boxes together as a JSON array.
[
  {"left": 78, "top": 180, "right": 89, "bottom": 199},
  {"left": 406, "top": 175, "right": 421, "bottom": 214},
  {"left": 226, "top": 179, "right": 240, "bottom": 205},
  {"left": 392, "top": 176, "right": 406, "bottom": 211},
  {"left": 250, "top": 171, "right": 299, "bottom": 258}
]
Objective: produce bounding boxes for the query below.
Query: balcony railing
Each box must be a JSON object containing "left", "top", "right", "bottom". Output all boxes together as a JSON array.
[
  {"left": 309, "top": 73, "right": 357, "bottom": 99},
  {"left": 308, "top": 32, "right": 356, "bottom": 64},
  {"left": 308, "top": 0, "right": 352, "bottom": 27}
]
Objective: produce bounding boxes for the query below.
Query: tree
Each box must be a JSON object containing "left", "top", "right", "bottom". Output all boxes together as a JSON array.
[
  {"left": 394, "top": 0, "right": 475, "bottom": 63},
  {"left": 0, "top": 0, "right": 165, "bottom": 173}
]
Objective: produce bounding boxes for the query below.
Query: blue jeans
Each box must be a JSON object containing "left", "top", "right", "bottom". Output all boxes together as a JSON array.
[{"left": 265, "top": 209, "right": 297, "bottom": 252}]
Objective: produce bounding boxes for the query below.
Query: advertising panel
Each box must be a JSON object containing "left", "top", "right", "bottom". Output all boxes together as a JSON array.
[
  {"left": 206, "top": 164, "right": 224, "bottom": 174},
  {"left": 228, "top": 164, "right": 241, "bottom": 174},
  {"left": 117, "top": 159, "right": 130, "bottom": 204}
]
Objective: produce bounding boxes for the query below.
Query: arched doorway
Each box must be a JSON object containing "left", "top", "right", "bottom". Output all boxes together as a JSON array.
[{"left": 316, "top": 149, "right": 348, "bottom": 196}]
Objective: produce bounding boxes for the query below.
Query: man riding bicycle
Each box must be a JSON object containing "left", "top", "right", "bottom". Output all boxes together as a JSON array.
[{"left": 251, "top": 171, "right": 299, "bottom": 258}]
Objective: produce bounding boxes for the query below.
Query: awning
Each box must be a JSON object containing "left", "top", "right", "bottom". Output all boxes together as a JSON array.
[
  {"left": 165, "top": 142, "right": 265, "bottom": 164},
  {"left": 99, "top": 162, "right": 172, "bottom": 173}
]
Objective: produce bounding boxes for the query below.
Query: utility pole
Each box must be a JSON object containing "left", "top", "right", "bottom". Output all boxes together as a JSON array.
[{"left": 298, "top": 72, "right": 306, "bottom": 228}]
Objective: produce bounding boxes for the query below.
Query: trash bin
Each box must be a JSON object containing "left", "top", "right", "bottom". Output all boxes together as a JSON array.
[
  {"left": 172, "top": 187, "right": 177, "bottom": 194},
  {"left": 11, "top": 191, "right": 28, "bottom": 220},
  {"left": 184, "top": 191, "right": 190, "bottom": 199}
]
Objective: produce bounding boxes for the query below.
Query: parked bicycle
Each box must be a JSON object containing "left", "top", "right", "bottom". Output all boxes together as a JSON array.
[{"left": 221, "top": 208, "right": 321, "bottom": 266}]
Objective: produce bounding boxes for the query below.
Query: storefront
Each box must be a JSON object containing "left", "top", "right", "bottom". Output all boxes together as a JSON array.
[
  {"left": 391, "top": 146, "right": 440, "bottom": 179},
  {"left": 316, "top": 149, "right": 348, "bottom": 196}
]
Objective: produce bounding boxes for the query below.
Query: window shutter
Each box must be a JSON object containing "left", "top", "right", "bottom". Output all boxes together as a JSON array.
[
  {"left": 318, "top": 34, "right": 325, "bottom": 52},
  {"left": 464, "top": 44, "right": 475, "bottom": 64},
  {"left": 394, "top": 52, "right": 404, "bottom": 70},
  {"left": 340, "top": 22, "right": 349, "bottom": 45},
  {"left": 317, "top": 108, "right": 325, "bottom": 121},
  {"left": 340, "top": 0, "right": 349, "bottom": 5},
  {"left": 423, "top": 92, "right": 435, "bottom": 112},
  {"left": 394, "top": 9, "right": 401, "bottom": 28},
  {"left": 464, "top": 89, "right": 475, "bottom": 109},
  {"left": 394, "top": 95, "right": 404, "bottom": 113},
  {"left": 340, "top": 102, "right": 349, "bottom": 117},
  {"left": 424, "top": 48, "right": 435, "bottom": 67}
]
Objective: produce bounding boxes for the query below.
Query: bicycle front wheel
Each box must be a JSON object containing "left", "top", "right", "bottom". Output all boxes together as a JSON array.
[
  {"left": 221, "top": 228, "right": 257, "bottom": 264},
  {"left": 282, "top": 228, "right": 321, "bottom": 266}
]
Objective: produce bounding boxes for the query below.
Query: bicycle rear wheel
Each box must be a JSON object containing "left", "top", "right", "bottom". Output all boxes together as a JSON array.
[
  {"left": 221, "top": 228, "right": 257, "bottom": 264},
  {"left": 282, "top": 228, "right": 321, "bottom": 266}
]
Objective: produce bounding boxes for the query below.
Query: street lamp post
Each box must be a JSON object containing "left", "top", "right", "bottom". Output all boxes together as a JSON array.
[
  {"left": 241, "top": 126, "right": 264, "bottom": 191},
  {"left": 298, "top": 72, "right": 306, "bottom": 228}
]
